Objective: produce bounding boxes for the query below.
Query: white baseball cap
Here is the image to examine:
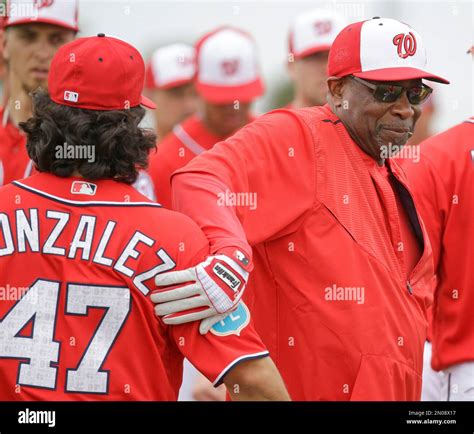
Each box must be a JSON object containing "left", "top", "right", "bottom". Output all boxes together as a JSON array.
[
  {"left": 145, "top": 43, "right": 195, "bottom": 90},
  {"left": 195, "top": 26, "right": 264, "bottom": 104},
  {"left": 328, "top": 17, "right": 449, "bottom": 84},
  {"left": 5, "top": 0, "right": 78, "bottom": 31},
  {"left": 289, "top": 9, "right": 347, "bottom": 59}
]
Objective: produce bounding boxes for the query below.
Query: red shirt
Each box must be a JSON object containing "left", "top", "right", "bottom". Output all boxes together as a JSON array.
[
  {"left": 0, "top": 107, "right": 33, "bottom": 186},
  {"left": 402, "top": 118, "right": 474, "bottom": 371},
  {"left": 0, "top": 173, "right": 268, "bottom": 400},
  {"left": 148, "top": 114, "right": 255, "bottom": 208},
  {"left": 171, "top": 105, "right": 434, "bottom": 400}
]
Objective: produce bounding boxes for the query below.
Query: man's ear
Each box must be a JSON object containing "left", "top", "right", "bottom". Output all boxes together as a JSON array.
[{"left": 327, "top": 77, "right": 345, "bottom": 107}]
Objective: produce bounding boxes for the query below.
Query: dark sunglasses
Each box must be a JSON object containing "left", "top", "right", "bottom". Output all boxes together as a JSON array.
[{"left": 351, "top": 75, "right": 433, "bottom": 105}]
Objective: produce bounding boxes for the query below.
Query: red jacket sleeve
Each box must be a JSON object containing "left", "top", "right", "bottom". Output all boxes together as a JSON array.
[{"left": 171, "top": 110, "right": 315, "bottom": 261}]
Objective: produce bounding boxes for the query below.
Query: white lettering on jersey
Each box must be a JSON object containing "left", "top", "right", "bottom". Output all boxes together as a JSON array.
[
  {"left": 16, "top": 209, "right": 40, "bottom": 253},
  {"left": 43, "top": 211, "right": 70, "bottom": 255},
  {"left": 114, "top": 231, "right": 155, "bottom": 277},
  {"left": 0, "top": 213, "right": 14, "bottom": 256},
  {"left": 93, "top": 221, "right": 116, "bottom": 266},
  {"left": 68, "top": 215, "right": 96, "bottom": 260}
]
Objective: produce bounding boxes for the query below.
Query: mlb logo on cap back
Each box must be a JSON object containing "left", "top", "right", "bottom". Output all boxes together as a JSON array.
[
  {"left": 195, "top": 26, "right": 264, "bottom": 104},
  {"left": 289, "top": 9, "right": 347, "bottom": 58},
  {"left": 5, "top": 0, "right": 79, "bottom": 31},
  {"left": 328, "top": 17, "right": 449, "bottom": 83},
  {"left": 145, "top": 43, "right": 195, "bottom": 90},
  {"left": 48, "top": 34, "right": 156, "bottom": 110}
]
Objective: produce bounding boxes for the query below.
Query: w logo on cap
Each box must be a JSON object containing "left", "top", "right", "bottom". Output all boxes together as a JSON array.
[
  {"left": 221, "top": 59, "right": 239, "bottom": 76},
  {"left": 34, "top": 0, "right": 55, "bottom": 9},
  {"left": 393, "top": 32, "right": 417, "bottom": 59},
  {"left": 313, "top": 20, "right": 332, "bottom": 36}
]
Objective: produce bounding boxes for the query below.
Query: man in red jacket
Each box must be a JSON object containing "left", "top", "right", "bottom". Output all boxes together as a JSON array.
[
  {"left": 151, "top": 18, "right": 449, "bottom": 400},
  {"left": 148, "top": 26, "right": 264, "bottom": 208},
  {"left": 403, "top": 114, "right": 473, "bottom": 401}
]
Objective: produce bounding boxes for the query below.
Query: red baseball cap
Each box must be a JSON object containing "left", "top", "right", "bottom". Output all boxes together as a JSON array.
[
  {"left": 5, "top": 0, "right": 79, "bottom": 31},
  {"left": 328, "top": 17, "right": 449, "bottom": 84},
  {"left": 48, "top": 34, "right": 156, "bottom": 110},
  {"left": 195, "top": 26, "right": 264, "bottom": 104}
]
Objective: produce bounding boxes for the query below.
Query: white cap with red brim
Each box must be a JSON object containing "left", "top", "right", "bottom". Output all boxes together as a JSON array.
[
  {"left": 289, "top": 8, "right": 347, "bottom": 58},
  {"left": 145, "top": 43, "right": 195, "bottom": 90},
  {"left": 5, "top": 0, "right": 78, "bottom": 31},
  {"left": 195, "top": 26, "right": 264, "bottom": 104},
  {"left": 328, "top": 17, "right": 449, "bottom": 84}
]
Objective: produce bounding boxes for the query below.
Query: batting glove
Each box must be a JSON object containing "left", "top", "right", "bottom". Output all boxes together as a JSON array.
[{"left": 151, "top": 254, "right": 250, "bottom": 334}]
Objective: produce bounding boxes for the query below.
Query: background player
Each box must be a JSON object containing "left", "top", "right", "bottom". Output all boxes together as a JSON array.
[
  {"left": 287, "top": 8, "right": 346, "bottom": 108},
  {"left": 0, "top": 34, "right": 289, "bottom": 401},
  {"left": 0, "top": 0, "right": 78, "bottom": 186},
  {"left": 401, "top": 47, "right": 473, "bottom": 400},
  {"left": 148, "top": 26, "right": 264, "bottom": 208},
  {"left": 144, "top": 43, "right": 199, "bottom": 142}
]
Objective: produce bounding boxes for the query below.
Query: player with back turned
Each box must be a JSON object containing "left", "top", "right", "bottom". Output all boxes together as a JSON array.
[{"left": 0, "top": 34, "right": 289, "bottom": 401}]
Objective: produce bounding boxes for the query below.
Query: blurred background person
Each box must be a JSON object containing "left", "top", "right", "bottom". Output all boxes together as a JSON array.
[
  {"left": 286, "top": 9, "right": 346, "bottom": 108},
  {"left": 148, "top": 26, "right": 264, "bottom": 400},
  {"left": 144, "top": 43, "right": 198, "bottom": 142},
  {"left": 402, "top": 46, "right": 473, "bottom": 401},
  {"left": 148, "top": 25, "right": 264, "bottom": 209},
  {"left": 0, "top": 0, "right": 78, "bottom": 186}
]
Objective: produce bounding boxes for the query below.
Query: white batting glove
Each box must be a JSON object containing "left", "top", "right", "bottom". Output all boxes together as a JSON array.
[{"left": 151, "top": 254, "right": 250, "bottom": 334}]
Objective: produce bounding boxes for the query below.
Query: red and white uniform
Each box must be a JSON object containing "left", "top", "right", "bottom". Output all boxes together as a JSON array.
[
  {"left": 402, "top": 118, "right": 474, "bottom": 400},
  {"left": 170, "top": 105, "right": 435, "bottom": 401},
  {"left": 0, "top": 173, "right": 268, "bottom": 400},
  {"left": 0, "top": 107, "right": 33, "bottom": 186},
  {"left": 148, "top": 114, "right": 254, "bottom": 208}
]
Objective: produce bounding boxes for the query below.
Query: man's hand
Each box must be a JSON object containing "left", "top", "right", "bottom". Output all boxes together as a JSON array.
[{"left": 151, "top": 254, "right": 249, "bottom": 334}]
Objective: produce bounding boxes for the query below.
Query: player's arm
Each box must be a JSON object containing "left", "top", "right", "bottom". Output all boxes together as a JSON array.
[
  {"left": 223, "top": 356, "right": 290, "bottom": 401},
  {"left": 156, "top": 214, "right": 290, "bottom": 401},
  {"left": 152, "top": 111, "right": 315, "bottom": 329}
]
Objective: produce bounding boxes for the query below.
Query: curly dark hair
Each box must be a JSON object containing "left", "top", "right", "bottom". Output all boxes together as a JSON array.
[{"left": 20, "top": 90, "right": 157, "bottom": 184}]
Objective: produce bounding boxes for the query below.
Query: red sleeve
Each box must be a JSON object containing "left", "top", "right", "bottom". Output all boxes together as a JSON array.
[
  {"left": 139, "top": 211, "right": 269, "bottom": 386},
  {"left": 171, "top": 110, "right": 315, "bottom": 260},
  {"left": 402, "top": 148, "right": 449, "bottom": 271}
]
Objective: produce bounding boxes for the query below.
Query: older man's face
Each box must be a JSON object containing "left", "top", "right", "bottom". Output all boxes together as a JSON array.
[{"left": 332, "top": 77, "right": 423, "bottom": 162}]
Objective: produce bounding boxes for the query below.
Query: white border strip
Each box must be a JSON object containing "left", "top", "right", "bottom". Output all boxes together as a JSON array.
[
  {"left": 173, "top": 123, "right": 207, "bottom": 156},
  {"left": 13, "top": 180, "right": 162, "bottom": 207},
  {"left": 212, "top": 351, "right": 270, "bottom": 386}
]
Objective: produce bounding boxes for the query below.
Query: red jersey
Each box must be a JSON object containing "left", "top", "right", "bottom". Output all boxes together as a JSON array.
[
  {"left": 402, "top": 118, "right": 474, "bottom": 371},
  {"left": 0, "top": 173, "right": 268, "bottom": 401},
  {"left": 170, "top": 105, "right": 434, "bottom": 400},
  {"left": 0, "top": 107, "right": 33, "bottom": 186},
  {"left": 148, "top": 114, "right": 256, "bottom": 208}
]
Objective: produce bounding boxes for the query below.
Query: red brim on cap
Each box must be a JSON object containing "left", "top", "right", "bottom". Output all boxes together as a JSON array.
[
  {"left": 196, "top": 78, "right": 264, "bottom": 104},
  {"left": 140, "top": 95, "right": 156, "bottom": 109},
  {"left": 354, "top": 67, "right": 449, "bottom": 84}
]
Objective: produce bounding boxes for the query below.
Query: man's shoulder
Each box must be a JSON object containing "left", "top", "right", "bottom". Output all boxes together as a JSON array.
[{"left": 419, "top": 119, "right": 474, "bottom": 162}]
